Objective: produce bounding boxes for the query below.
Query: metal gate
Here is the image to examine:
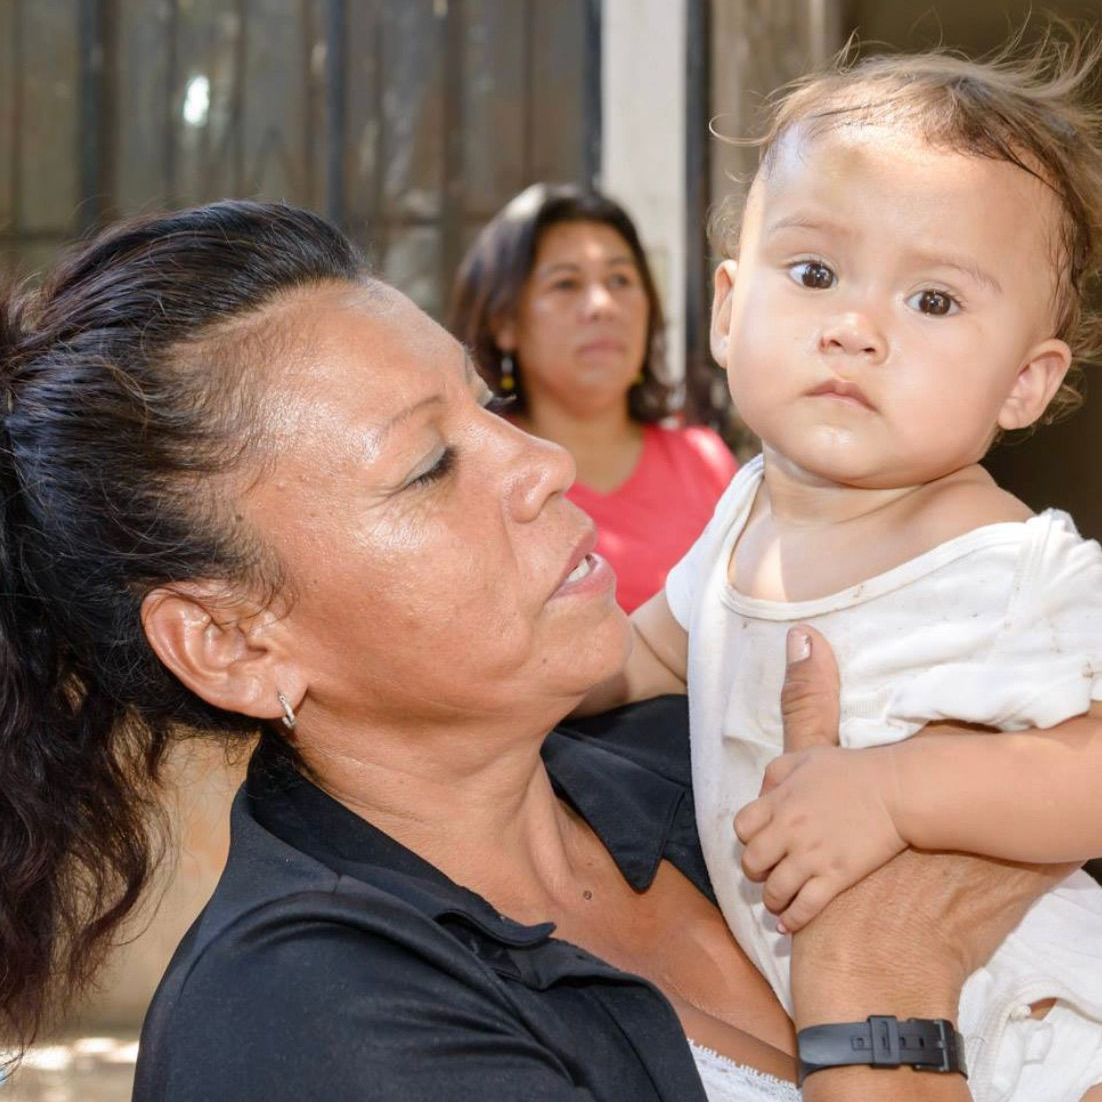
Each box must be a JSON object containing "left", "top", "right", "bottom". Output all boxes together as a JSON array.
[{"left": 0, "top": 0, "right": 598, "bottom": 317}]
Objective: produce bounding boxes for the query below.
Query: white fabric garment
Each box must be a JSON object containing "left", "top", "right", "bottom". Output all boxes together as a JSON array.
[
  {"left": 688, "top": 1042, "right": 801, "bottom": 1102},
  {"left": 667, "top": 455, "right": 1102, "bottom": 1102}
]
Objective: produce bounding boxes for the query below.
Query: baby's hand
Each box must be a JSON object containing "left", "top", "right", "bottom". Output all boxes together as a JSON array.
[{"left": 733, "top": 744, "right": 906, "bottom": 933}]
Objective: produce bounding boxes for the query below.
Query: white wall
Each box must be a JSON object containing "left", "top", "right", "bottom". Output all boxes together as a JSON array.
[{"left": 601, "top": 0, "right": 688, "bottom": 384}]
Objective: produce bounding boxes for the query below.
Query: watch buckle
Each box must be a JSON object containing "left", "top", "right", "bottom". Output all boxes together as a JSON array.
[{"left": 915, "top": 1018, "right": 958, "bottom": 1075}]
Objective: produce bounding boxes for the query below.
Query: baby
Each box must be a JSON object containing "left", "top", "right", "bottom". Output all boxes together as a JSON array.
[{"left": 589, "top": 37, "right": 1102, "bottom": 1102}]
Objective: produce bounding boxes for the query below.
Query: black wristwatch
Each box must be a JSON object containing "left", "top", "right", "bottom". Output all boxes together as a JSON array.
[{"left": 797, "top": 1016, "right": 967, "bottom": 1085}]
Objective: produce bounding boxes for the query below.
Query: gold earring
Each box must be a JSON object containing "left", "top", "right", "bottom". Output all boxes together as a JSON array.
[
  {"left": 499, "top": 353, "right": 516, "bottom": 392},
  {"left": 276, "top": 691, "right": 297, "bottom": 731}
]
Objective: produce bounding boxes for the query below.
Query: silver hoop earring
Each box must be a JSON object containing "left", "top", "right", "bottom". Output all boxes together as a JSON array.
[
  {"left": 499, "top": 352, "right": 515, "bottom": 393},
  {"left": 276, "top": 691, "right": 297, "bottom": 731}
]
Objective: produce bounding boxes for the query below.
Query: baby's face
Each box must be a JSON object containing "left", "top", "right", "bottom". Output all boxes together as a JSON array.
[{"left": 712, "top": 122, "right": 1070, "bottom": 489}]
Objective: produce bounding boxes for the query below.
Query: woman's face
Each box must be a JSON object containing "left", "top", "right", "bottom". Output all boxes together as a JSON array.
[
  {"left": 502, "top": 221, "right": 650, "bottom": 417},
  {"left": 242, "top": 282, "right": 629, "bottom": 730}
]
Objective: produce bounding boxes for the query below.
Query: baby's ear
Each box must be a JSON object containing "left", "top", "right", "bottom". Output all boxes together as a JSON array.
[
  {"left": 710, "top": 260, "right": 739, "bottom": 368},
  {"left": 997, "top": 338, "right": 1072, "bottom": 431}
]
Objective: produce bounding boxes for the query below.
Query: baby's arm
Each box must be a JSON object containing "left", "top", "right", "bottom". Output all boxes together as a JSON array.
[
  {"left": 884, "top": 705, "right": 1102, "bottom": 861},
  {"left": 737, "top": 705, "right": 1102, "bottom": 932},
  {"left": 572, "top": 591, "right": 688, "bottom": 716}
]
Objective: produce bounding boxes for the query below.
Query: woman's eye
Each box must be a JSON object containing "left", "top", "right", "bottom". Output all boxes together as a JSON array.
[
  {"left": 551, "top": 279, "right": 580, "bottom": 292},
  {"left": 409, "top": 447, "right": 455, "bottom": 488},
  {"left": 608, "top": 272, "right": 635, "bottom": 289},
  {"left": 788, "top": 260, "right": 836, "bottom": 290},
  {"left": 906, "top": 289, "right": 959, "bottom": 317}
]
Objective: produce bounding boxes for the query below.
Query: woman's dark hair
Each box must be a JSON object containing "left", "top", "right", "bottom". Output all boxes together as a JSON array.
[
  {"left": 447, "top": 183, "right": 676, "bottom": 422},
  {"left": 0, "top": 200, "right": 366, "bottom": 1051}
]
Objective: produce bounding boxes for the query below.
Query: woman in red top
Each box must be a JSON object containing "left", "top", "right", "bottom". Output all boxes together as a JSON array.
[{"left": 448, "top": 184, "right": 736, "bottom": 612}]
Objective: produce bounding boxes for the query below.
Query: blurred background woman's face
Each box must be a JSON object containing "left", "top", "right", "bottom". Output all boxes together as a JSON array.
[{"left": 502, "top": 221, "right": 649, "bottom": 418}]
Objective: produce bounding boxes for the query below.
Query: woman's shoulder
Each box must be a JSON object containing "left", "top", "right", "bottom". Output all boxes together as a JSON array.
[
  {"left": 135, "top": 886, "right": 540, "bottom": 1101},
  {"left": 134, "top": 804, "right": 525, "bottom": 1100}
]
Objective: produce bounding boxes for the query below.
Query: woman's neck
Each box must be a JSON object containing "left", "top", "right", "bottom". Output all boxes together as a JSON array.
[
  {"left": 517, "top": 398, "right": 644, "bottom": 492},
  {"left": 298, "top": 711, "right": 594, "bottom": 909}
]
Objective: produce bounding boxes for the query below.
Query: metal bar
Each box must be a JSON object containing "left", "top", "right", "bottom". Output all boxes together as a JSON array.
[
  {"left": 301, "top": 0, "right": 318, "bottom": 206},
  {"left": 101, "top": 0, "right": 118, "bottom": 222},
  {"left": 439, "top": 0, "right": 466, "bottom": 300},
  {"left": 163, "top": 0, "right": 178, "bottom": 204},
  {"left": 78, "top": 0, "right": 106, "bottom": 232},
  {"left": 683, "top": 0, "right": 713, "bottom": 422},
  {"left": 582, "top": 0, "right": 602, "bottom": 187},
  {"left": 198, "top": 17, "right": 213, "bottom": 188},
  {"left": 520, "top": 0, "right": 533, "bottom": 183},
  {"left": 232, "top": 0, "right": 248, "bottom": 194},
  {"left": 324, "top": 0, "right": 348, "bottom": 227},
  {"left": 8, "top": 0, "right": 25, "bottom": 241},
  {"left": 369, "top": 2, "right": 387, "bottom": 267}
]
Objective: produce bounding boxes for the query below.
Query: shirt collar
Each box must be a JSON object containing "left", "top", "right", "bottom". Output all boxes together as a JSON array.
[{"left": 245, "top": 705, "right": 687, "bottom": 944}]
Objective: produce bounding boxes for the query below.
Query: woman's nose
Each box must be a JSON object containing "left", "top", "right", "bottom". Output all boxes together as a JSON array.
[
  {"left": 582, "top": 281, "right": 615, "bottom": 318},
  {"left": 505, "top": 430, "right": 576, "bottom": 522},
  {"left": 818, "top": 311, "right": 887, "bottom": 363}
]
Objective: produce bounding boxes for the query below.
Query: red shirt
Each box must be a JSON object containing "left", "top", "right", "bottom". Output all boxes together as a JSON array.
[{"left": 567, "top": 425, "right": 737, "bottom": 613}]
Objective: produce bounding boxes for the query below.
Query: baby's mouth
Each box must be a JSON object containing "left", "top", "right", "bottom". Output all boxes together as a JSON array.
[{"left": 806, "top": 379, "right": 875, "bottom": 410}]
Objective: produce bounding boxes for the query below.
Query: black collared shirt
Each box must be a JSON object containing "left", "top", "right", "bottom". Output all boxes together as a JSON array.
[{"left": 134, "top": 697, "right": 718, "bottom": 1101}]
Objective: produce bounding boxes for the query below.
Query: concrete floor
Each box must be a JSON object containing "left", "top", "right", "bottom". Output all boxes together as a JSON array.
[{"left": 0, "top": 1036, "right": 137, "bottom": 1102}]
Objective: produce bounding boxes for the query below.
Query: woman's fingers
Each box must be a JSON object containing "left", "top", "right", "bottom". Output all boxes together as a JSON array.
[{"left": 779, "top": 625, "right": 841, "bottom": 755}]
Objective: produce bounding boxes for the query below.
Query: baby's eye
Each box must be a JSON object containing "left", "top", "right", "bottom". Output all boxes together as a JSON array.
[
  {"left": 906, "top": 289, "right": 959, "bottom": 317},
  {"left": 788, "top": 260, "right": 836, "bottom": 290}
]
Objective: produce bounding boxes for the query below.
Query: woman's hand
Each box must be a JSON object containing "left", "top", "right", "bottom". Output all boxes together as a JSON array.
[
  {"left": 777, "top": 627, "right": 1072, "bottom": 991},
  {"left": 733, "top": 625, "right": 906, "bottom": 933},
  {"left": 734, "top": 742, "right": 906, "bottom": 933},
  {"left": 777, "top": 627, "right": 1073, "bottom": 1100}
]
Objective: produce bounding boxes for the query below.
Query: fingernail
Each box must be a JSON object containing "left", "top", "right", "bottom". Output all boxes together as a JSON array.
[
  {"left": 786, "top": 629, "right": 810, "bottom": 664},
  {"left": 777, "top": 920, "right": 789, "bottom": 935}
]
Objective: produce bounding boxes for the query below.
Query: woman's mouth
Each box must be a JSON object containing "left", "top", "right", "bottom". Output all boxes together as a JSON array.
[
  {"left": 564, "top": 554, "right": 596, "bottom": 584},
  {"left": 553, "top": 552, "right": 613, "bottom": 599},
  {"left": 577, "top": 339, "right": 626, "bottom": 356},
  {"left": 552, "top": 533, "right": 614, "bottom": 599}
]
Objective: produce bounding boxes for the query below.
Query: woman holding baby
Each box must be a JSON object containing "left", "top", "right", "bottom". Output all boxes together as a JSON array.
[{"left": 0, "top": 37, "right": 1100, "bottom": 1102}]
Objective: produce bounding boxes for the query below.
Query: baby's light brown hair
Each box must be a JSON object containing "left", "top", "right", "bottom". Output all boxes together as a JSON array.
[{"left": 713, "top": 29, "right": 1102, "bottom": 424}]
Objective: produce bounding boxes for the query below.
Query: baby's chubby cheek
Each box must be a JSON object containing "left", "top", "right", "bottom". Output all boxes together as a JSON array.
[{"left": 724, "top": 345, "right": 793, "bottom": 431}]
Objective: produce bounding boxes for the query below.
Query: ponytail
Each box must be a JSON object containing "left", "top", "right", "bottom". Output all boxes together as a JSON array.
[
  {"left": 0, "top": 288, "right": 165, "bottom": 1048},
  {"left": 0, "top": 201, "right": 368, "bottom": 1051}
]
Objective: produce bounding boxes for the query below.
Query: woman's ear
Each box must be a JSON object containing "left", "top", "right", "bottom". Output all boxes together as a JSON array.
[
  {"left": 493, "top": 317, "right": 517, "bottom": 354},
  {"left": 997, "top": 338, "right": 1072, "bottom": 431},
  {"left": 141, "top": 583, "right": 303, "bottom": 722},
  {"left": 710, "top": 260, "right": 738, "bottom": 369}
]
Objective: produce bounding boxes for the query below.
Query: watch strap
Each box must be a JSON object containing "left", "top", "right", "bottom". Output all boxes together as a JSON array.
[{"left": 797, "top": 1015, "right": 967, "bottom": 1085}]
